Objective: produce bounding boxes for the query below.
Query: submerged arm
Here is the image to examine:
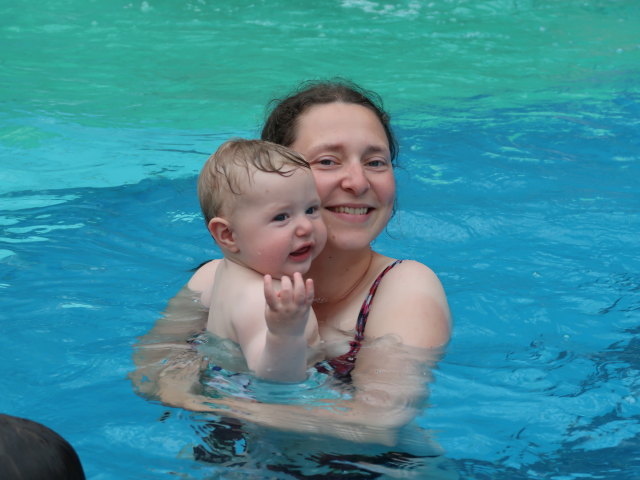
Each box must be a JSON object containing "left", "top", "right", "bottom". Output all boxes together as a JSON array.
[
  {"left": 193, "top": 260, "right": 452, "bottom": 446},
  {"left": 129, "top": 260, "right": 220, "bottom": 408},
  {"left": 198, "top": 338, "right": 444, "bottom": 447},
  {"left": 129, "top": 284, "right": 209, "bottom": 406},
  {"left": 133, "top": 259, "right": 451, "bottom": 448}
]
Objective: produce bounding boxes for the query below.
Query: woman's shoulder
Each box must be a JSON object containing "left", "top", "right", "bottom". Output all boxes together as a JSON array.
[
  {"left": 380, "top": 260, "right": 448, "bottom": 304},
  {"left": 366, "top": 259, "right": 451, "bottom": 348},
  {"left": 392, "top": 258, "right": 436, "bottom": 274},
  {"left": 385, "top": 259, "right": 442, "bottom": 287}
]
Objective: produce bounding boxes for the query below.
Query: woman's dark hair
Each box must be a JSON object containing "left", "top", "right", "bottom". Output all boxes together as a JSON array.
[{"left": 261, "top": 79, "right": 399, "bottom": 165}]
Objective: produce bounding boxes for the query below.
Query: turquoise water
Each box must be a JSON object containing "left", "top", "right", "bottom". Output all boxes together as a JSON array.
[{"left": 1, "top": 1, "right": 639, "bottom": 478}]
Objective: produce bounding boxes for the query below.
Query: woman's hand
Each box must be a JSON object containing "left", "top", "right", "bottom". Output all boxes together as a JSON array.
[{"left": 129, "top": 285, "right": 209, "bottom": 406}]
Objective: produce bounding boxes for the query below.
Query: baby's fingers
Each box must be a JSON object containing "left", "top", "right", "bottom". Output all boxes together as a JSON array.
[
  {"left": 264, "top": 274, "right": 278, "bottom": 309},
  {"left": 305, "top": 278, "right": 315, "bottom": 304},
  {"left": 278, "top": 275, "right": 293, "bottom": 303},
  {"left": 291, "top": 272, "right": 313, "bottom": 305}
]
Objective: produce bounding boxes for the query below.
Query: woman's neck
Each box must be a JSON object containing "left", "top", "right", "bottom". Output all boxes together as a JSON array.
[{"left": 308, "top": 245, "right": 375, "bottom": 307}]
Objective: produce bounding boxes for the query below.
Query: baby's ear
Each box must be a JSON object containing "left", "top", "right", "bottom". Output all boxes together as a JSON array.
[{"left": 208, "top": 217, "right": 239, "bottom": 253}]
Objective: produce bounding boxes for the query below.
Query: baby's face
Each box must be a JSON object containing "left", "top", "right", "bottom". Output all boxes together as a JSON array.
[{"left": 227, "top": 168, "right": 327, "bottom": 278}]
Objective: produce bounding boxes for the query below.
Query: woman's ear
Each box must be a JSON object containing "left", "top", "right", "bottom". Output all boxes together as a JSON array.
[{"left": 208, "top": 217, "right": 239, "bottom": 253}]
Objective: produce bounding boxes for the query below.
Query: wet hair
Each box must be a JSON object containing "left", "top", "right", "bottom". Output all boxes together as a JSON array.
[
  {"left": 197, "top": 138, "right": 310, "bottom": 224},
  {"left": 0, "top": 414, "right": 86, "bottom": 480},
  {"left": 261, "top": 79, "right": 398, "bottom": 165}
]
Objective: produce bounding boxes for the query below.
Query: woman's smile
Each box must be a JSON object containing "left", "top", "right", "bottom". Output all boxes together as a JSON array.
[
  {"left": 325, "top": 204, "right": 375, "bottom": 224},
  {"left": 329, "top": 206, "right": 371, "bottom": 215}
]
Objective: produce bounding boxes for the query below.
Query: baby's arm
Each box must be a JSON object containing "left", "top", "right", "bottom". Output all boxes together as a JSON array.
[{"left": 242, "top": 272, "right": 318, "bottom": 382}]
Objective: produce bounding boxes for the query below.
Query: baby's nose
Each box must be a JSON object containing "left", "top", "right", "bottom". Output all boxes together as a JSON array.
[{"left": 295, "top": 217, "right": 313, "bottom": 236}]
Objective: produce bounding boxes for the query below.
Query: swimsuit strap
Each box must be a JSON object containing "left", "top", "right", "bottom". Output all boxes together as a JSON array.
[
  {"left": 354, "top": 259, "right": 404, "bottom": 341},
  {"left": 320, "top": 259, "right": 403, "bottom": 379}
]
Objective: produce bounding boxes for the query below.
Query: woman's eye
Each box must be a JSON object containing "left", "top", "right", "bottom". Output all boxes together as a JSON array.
[
  {"left": 315, "top": 157, "right": 336, "bottom": 166},
  {"left": 366, "top": 158, "right": 387, "bottom": 168},
  {"left": 273, "top": 213, "right": 288, "bottom": 222}
]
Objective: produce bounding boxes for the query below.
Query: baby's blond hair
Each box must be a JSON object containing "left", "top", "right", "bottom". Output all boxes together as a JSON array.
[{"left": 197, "top": 139, "right": 310, "bottom": 224}]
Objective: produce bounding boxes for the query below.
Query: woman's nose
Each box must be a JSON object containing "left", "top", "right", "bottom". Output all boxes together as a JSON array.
[{"left": 340, "top": 162, "right": 370, "bottom": 196}]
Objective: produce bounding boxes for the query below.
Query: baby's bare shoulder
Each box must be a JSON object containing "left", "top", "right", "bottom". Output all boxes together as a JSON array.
[{"left": 187, "top": 259, "right": 220, "bottom": 293}]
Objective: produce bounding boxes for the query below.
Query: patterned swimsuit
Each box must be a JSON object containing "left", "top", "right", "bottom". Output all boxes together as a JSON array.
[
  {"left": 193, "top": 259, "right": 405, "bottom": 382},
  {"left": 317, "top": 259, "right": 403, "bottom": 380}
]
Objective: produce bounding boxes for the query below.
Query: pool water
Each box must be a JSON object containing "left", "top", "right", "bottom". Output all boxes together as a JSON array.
[{"left": 1, "top": 1, "right": 639, "bottom": 478}]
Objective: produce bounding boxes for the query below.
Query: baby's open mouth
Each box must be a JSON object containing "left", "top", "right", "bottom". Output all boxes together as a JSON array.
[{"left": 290, "top": 245, "right": 312, "bottom": 257}]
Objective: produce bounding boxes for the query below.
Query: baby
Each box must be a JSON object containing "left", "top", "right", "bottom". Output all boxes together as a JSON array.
[{"left": 197, "top": 139, "right": 327, "bottom": 382}]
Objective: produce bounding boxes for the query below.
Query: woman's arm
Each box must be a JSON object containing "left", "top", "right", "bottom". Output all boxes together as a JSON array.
[
  {"left": 129, "top": 260, "right": 220, "bottom": 404},
  {"left": 185, "top": 338, "right": 443, "bottom": 448},
  {"left": 190, "top": 260, "right": 451, "bottom": 446},
  {"left": 132, "top": 259, "right": 451, "bottom": 448},
  {"left": 129, "top": 284, "right": 209, "bottom": 403},
  {"left": 131, "top": 302, "right": 431, "bottom": 447}
]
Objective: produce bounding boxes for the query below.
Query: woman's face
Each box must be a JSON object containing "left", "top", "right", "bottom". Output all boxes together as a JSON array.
[{"left": 290, "top": 102, "right": 396, "bottom": 251}]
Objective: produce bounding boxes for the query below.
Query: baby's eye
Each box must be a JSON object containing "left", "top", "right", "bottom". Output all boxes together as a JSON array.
[
  {"left": 305, "top": 205, "right": 319, "bottom": 215},
  {"left": 273, "top": 213, "right": 289, "bottom": 222}
]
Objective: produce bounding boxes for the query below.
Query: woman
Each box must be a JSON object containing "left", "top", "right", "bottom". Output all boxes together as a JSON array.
[{"left": 132, "top": 80, "right": 451, "bottom": 447}]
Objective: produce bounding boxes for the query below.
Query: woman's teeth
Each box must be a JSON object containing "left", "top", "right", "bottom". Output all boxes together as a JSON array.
[{"left": 332, "top": 206, "right": 369, "bottom": 215}]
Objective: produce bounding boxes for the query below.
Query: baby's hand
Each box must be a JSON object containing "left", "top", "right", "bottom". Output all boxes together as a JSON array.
[{"left": 264, "top": 272, "right": 314, "bottom": 337}]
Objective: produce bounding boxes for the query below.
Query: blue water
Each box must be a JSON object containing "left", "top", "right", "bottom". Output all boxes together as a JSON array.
[
  {"left": 2, "top": 0, "right": 640, "bottom": 478},
  {"left": 2, "top": 92, "right": 638, "bottom": 478}
]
